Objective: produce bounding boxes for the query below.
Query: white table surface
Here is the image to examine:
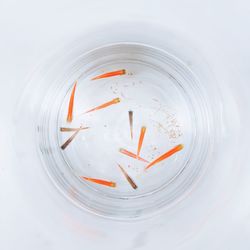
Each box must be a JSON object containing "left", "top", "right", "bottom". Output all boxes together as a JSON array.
[{"left": 1, "top": 0, "right": 250, "bottom": 249}]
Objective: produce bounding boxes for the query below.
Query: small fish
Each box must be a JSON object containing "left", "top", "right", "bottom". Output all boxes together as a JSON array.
[
  {"left": 137, "top": 126, "right": 146, "bottom": 157},
  {"left": 128, "top": 110, "right": 133, "bottom": 139},
  {"left": 60, "top": 126, "right": 83, "bottom": 150},
  {"left": 67, "top": 81, "right": 77, "bottom": 123},
  {"left": 84, "top": 98, "right": 121, "bottom": 114},
  {"left": 91, "top": 69, "right": 126, "bottom": 80},
  {"left": 145, "top": 144, "right": 184, "bottom": 170},
  {"left": 81, "top": 177, "right": 116, "bottom": 187},
  {"left": 118, "top": 164, "right": 137, "bottom": 189},
  {"left": 60, "top": 126, "right": 89, "bottom": 132},
  {"left": 119, "top": 148, "right": 149, "bottom": 163}
]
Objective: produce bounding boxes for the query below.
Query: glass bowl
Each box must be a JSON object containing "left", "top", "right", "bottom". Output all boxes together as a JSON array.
[{"left": 14, "top": 22, "right": 238, "bottom": 220}]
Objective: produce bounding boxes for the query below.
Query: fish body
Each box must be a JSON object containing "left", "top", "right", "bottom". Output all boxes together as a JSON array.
[
  {"left": 145, "top": 144, "right": 184, "bottom": 170},
  {"left": 128, "top": 111, "right": 133, "bottom": 139},
  {"left": 119, "top": 148, "right": 149, "bottom": 163},
  {"left": 85, "top": 98, "right": 120, "bottom": 114},
  {"left": 81, "top": 177, "right": 116, "bottom": 187},
  {"left": 91, "top": 69, "right": 126, "bottom": 80},
  {"left": 137, "top": 126, "right": 146, "bottom": 157},
  {"left": 118, "top": 164, "right": 137, "bottom": 189},
  {"left": 67, "top": 81, "right": 77, "bottom": 122},
  {"left": 60, "top": 127, "right": 89, "bottom": 132}
]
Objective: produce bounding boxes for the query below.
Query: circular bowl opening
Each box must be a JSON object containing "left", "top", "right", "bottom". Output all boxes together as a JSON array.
[{"left": 37, "top": 42, "right": 212, "bottom": 219}]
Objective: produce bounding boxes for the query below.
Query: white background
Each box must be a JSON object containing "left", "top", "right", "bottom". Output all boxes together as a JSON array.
[{"left": 1, "top": 0, "right": 250, "bottom": 249}]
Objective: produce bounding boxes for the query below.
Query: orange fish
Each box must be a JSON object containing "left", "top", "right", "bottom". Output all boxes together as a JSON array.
[
  {"left": 119, "top": 148, "right": 149, "bottom": 163},
  {"left": 81, "top": 177, "right": 116, "bottom": 187},
  {"left": 137, "top": 126, "right": 146, "bottom": 157},
  {"left": 67, "top": 81, "right": 77, "bottom": 122},
  {"left": 118, "top": 164, "right": 137, "bottom": 189},
  {"left": 128, "top": 110, "right": 133, "bottom": 139},
  {"left": 91, "top": 69, "right": 126, "bottom": 80},
  {"left": 145, "top": 144, "right": 184, "bottom": 170},
  {"left": 85, "top": 98, "right": 120, "bottom": 114}
]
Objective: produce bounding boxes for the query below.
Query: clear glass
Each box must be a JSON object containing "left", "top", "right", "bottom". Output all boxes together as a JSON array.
[{"left": 14, "top": 22, "right": 241, "bottom": 223}]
